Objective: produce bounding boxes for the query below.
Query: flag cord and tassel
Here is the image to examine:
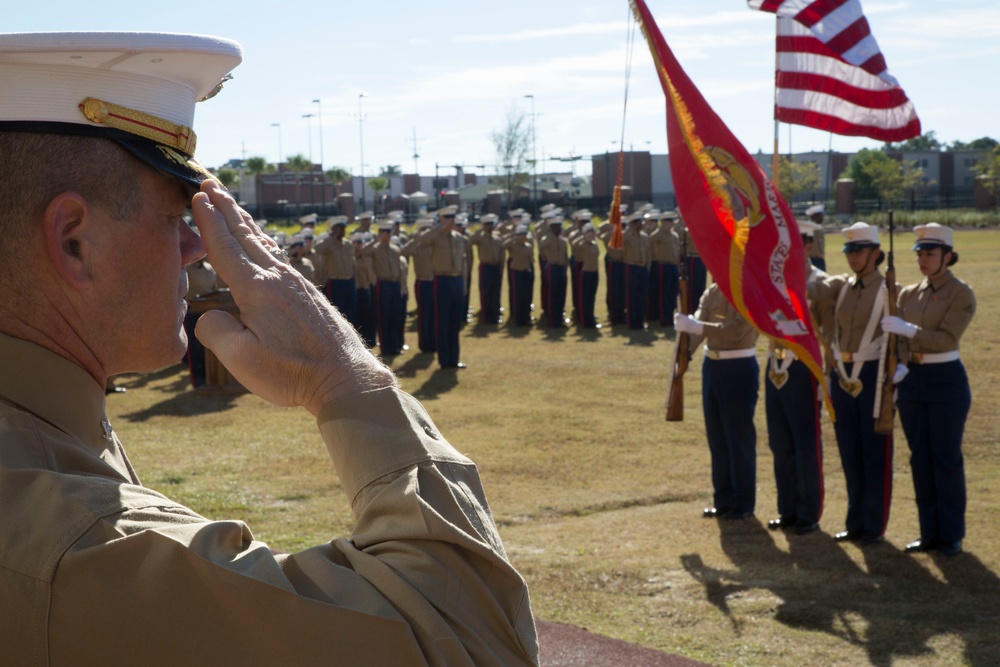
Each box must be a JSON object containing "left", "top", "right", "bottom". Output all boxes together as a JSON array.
[{"left": 608, "top": 8, "right": 638, "bottom": 250}]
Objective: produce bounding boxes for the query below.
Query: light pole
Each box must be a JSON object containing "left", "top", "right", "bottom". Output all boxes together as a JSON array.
[
  {"left": 311, "top": 99, "right": 324, "bottom": 169},
  {"left": 358, "top": 92, "right": 368, "bottom": 211},
  {"left": 302, "top": 113, "right": 314, "bottom": 165},
  {"left": 524, "top": 94, "right": 536, "bottom": 216},
  {"left": 302, "top": 113, "right": 315, "bottom": 213},
  {"left": 272, "top": 122, "right": 284, "bottom": 222},
  {"left": 313, "top": 99, "right": 326, "bottom": 214}
]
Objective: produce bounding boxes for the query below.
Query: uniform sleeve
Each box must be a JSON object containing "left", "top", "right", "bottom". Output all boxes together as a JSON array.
[
  {"left": 910, "top": 283, "right": 977, "bottom": 352},
  {"left": 48, "top": 387, "right": 539, "bottom": 667}
]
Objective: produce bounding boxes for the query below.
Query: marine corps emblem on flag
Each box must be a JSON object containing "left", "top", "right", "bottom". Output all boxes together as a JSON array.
[{"left": 705, "top": 146, "right": 765, "bottom": 229}]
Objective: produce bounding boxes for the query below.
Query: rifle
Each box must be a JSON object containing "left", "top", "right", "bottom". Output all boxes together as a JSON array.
[
  {"left": 874, "top": 211, "right": 897, "bottom": 434},
  {"left": 666, "top": 230, "right": 690, "bottom": 421}
]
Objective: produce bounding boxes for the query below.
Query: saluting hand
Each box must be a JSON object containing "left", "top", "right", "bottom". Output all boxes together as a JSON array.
[{"left": 190, "top": 180, "right": 395, "bottom": 416}]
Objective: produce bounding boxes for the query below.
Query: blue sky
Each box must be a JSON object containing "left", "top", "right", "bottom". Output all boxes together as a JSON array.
[{"left": 8, "top": 0, "right": 1000, "bottom": 177}]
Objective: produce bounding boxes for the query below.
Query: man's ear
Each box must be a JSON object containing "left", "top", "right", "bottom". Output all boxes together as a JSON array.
[{"left": 42, "top": 192, "right": 100, "bottom": 288}]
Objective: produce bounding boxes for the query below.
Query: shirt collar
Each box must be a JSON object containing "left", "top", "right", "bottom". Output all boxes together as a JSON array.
[
  {"left": 0, "top": 332, "right": 111, "bottom": 451},
  {"left": 920, "top": 270, "right": 953, "bottom": 293},
  {"left": 851, "top": 270, "right": 882, "bottom": 289}
]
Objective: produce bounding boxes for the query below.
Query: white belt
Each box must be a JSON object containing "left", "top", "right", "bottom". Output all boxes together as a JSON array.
[
  {"left": 834, "top": 349, "right": 881, "bottom": 363},
  {"left": 705, "top": 346, "right": 756, "bottom": 360},
  {"left": 769, "top": 348, "right": 798, "bottom": 362},
  {"left": 910, "top": 350, "right": 960, "bottom": 364}
]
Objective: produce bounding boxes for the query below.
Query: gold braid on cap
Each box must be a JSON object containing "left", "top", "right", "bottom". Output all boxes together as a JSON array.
[{"left": 78, "top": 97, "right": 197, "bottom": 156}]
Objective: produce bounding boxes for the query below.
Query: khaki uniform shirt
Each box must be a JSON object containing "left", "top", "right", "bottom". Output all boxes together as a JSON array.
[
  {"left": 362, "top": 241, "right": 402, "bottom": 282},
  {"left": 538, "top": 234, "right": 569, "bottom": 267},
  {"left": 571, "top": 237, "right": 600, "bottom": 272},
  {"left": 305, "top": 248, "right": 324, "bottom": 286},
  {"left": 314, "top": 235, "right": 355, "bottom": 282},
  {"left": 399, "top": 254, "right": 410, "bottom": 296},
  {"left": 622, "top": 228, "right": 651, "bottom": 267},
  {"left": 289, "top": 255, "right": 316, "bottom": 283},
  {"left": 674, "top": 224, "right": 700, "bottom": 258},
  {"left": 809, "top": 226, "right": 826, "bottom": 261},
  {"left": 401, "top": 234, "right": 435, "bottom": 281},
  {"left": 0, "top": 333, "right": 538, "bottom": 666},
  {"left": 504, "top": 238, "right": 535, "bottom": 272},
  {"left": 185, "top": 262, "right": 220, "bottom": 298},
  {"left": 649, "top": 226, "right": 679, "bottom": 264},
  {"left": 597, "top": 223, "right": 623, "bottom": 262},
  {"left": 688, "top": 283, "right": 759, "bottom": 353},
  {"left": 818, "top": 271, "right": 889, "bottom": 353},
  {"left": 355, "top": 253, "right": 376, "bottom": 290},
  {"left": 470, "top": 230, "right": 506, "bottom": 266},
  {"left": 419, "top": 224, "right": 466, "bottom": 276},
  {"left": 897, "top": 270, "right": 976, "bottom": 358}
]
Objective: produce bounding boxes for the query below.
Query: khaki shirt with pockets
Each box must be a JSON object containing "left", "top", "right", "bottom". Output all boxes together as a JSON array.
[{"left": 0, "top": 333, "right": 539, "bottom": 666}]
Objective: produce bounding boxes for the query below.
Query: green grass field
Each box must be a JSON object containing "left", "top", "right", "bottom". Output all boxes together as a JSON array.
[{"left": 110, "top": 228, "right": 1000, "bottom": 667}]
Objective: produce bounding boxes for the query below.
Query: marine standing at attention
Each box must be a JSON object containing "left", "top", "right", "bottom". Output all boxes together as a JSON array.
[
  {"left": 814, "top": 222, "right": 896, "bottom": 546},
  {"left": 764, "top": 219, "right": 828, "bottom": 536},
  {"left": 883, "top": 223, "right": 975, "bottom": 557},
  {"left": 675, "top": 281, "right": 760, "bottom": 520},
  {"left": 419, "top": 205, "right": 467, "bottom": 369}
]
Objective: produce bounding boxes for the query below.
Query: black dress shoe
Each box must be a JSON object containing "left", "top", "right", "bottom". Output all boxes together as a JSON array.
[
  {"left": 835, "top": 530, "right": 863, "bottom": 542},
  {"left": 859, "top": 533, "right": 885, "bottom": 546},
  {"left": 905, "top": 539, "right": 940, "bottom": 553},
  {"left": 721, "top": 510, "right": 754, "bottom": 521},
  {"left": 105, "top": 386, "right": 127, "bottom": 395},
  {"left": 767, "top": 516, "right": 797, "bottom": 531},
  {"left": 938, "top": 541, "right": 963, "bottom": 557},
  {"left": 793, "top": 521, "right": 820, "bottom": 535},
  {"left": 702, "top": 507, "right": 723, "bottom": 518}
]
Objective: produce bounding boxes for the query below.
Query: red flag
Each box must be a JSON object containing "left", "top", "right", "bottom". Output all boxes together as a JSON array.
[
  {"left": 750, "top": 0, "right": 920, "bottom": 141},
  {"left": 630, "top": 0, "right": 829, "bottom": 407}
]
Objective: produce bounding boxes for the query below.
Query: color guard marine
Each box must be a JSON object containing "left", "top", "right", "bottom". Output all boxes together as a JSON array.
[
  {"left": 675, "top": 281, "right": 760, "bottom": 520},
  {"left": 814, "top": 222, "right": 898, "bottom": 545},
  {"left": 764, "top": 218, "right": 828, "bottom": 535},
  {"left": 884, "top": 223, "right": 975, "bottom": 557}
]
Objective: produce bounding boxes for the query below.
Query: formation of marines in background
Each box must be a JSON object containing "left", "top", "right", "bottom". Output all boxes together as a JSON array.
[{"left": 186, "top": 201, "right": 976, "bottom": 556}]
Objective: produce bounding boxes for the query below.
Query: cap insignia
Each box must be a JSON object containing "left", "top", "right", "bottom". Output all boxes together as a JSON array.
[{"left": 79, "top": 97, "right": 197, "bottom": 156}]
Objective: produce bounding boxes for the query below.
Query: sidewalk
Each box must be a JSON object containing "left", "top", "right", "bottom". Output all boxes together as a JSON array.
[{"left": 537, "top": 620, "right": 714, "bottom": 667}]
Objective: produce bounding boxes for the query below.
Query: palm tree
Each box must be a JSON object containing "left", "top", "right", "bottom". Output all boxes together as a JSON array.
[
  {"left": 326, "top": 167, "right": 351, "bottom": 195},
  {"left": 368, "top": 177, "right": 389, "bottom": 214},
  {"left": 244, "top": 156, "right": 274, "bottom": 218},
  {"left": 285, "top": 154, "right": 311, "bottom": 216}
]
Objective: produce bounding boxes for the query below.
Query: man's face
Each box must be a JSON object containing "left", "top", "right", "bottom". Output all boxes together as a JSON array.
[
  {"left": 98, "top": 168, "right": 204, "bottom": 374},
  {"left": 333, "top": 225, "right": 345, "bottom": 240}
]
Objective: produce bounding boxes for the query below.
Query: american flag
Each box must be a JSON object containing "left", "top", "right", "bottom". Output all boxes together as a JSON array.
[{"left": 749, "top": 0, "right": 921, "bottom": 142}]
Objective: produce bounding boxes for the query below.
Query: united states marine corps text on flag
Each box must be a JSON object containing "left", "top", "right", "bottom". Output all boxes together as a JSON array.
[{"left": 628, "top": 0, "right": 831, "bottom": 410}]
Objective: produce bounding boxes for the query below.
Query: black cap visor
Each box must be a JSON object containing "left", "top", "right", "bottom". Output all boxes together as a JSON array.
[{"left": 0, "top": 121, "right": 214, "bottom": 189}]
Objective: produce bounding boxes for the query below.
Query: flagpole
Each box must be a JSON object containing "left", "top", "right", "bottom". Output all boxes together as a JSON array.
[{"left": 771, "top": 16, "right": 781, "bottom": 191}]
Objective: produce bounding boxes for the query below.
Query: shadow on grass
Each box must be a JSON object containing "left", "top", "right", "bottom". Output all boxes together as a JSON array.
[
  {"left": 502, "top": 321, "right": 534, "bottom": 339},
  {"left": 681, "top": 518, "right": 1000, "bottom": 666},
  {"left": 393, "top": 352, "right": 436, "bottom": 378},
  {"left": 119, "top": 389, "right": 242, "bottom": 423},
  {"left": 607, "top": 324, "right": 659, "bottom": 347},
  {"left": 116, "top": 363, "right": 190, "bottom": 392},
  {"left": 411, "top": 367, "right": 460, "bottom": 400}
]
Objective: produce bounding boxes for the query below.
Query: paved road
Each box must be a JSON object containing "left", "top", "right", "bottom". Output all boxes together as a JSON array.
[{"left": 537, "top": 620, "right": 714, "bottom": 667}]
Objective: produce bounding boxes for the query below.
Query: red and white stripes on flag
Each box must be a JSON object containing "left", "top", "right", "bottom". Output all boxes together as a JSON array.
[{"left": 749, "top": 0, "right": 921, "bottom": 141}]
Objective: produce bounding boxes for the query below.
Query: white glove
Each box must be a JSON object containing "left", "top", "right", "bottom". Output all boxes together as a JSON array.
[
  {"left": 674, "top": 313, "right": 704, "bottom": 335},
  {"left": 881, "top": 315, "right": 919, "bottom": 339},
  {"left": 892, "top": 364, "right": 909, "bottom": 385}
]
